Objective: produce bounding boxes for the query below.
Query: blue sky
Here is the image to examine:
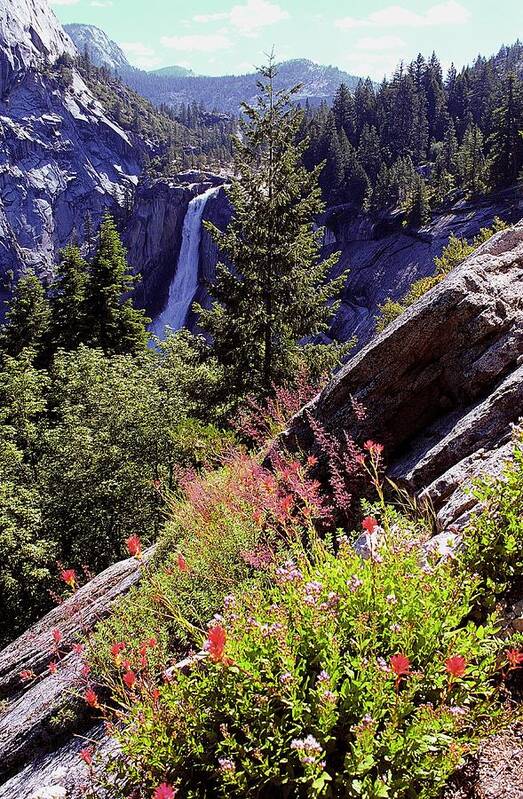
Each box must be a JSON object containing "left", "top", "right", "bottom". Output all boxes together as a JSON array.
[{"left": 51, "top": 0, "right": 523, "bottom": 78}]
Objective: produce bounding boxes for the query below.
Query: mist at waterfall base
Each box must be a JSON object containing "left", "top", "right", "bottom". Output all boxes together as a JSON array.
[{"left": 150, "top": 186, "right": 220, "bottom": 340}]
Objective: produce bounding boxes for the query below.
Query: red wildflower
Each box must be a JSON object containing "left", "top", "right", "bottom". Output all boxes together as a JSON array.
[
  {"left": 390, "top": 653, "right": 411, "bottom": 677},
  {"left": 362, "top": 516, "right": 378, "bottom": 534},
  {"left": 151, "top": 687, "right": 161, "bottom": 702},
  {"left": 72, "top": 643, "right": 85, "bottom": 655},
  {"left": 123, "top": 670, "right": 137, "bottom": 689},
  {"left": 60, "top": 569, "right": 77, "bottom": 589},
  {"left": 206, "top": 625, "right": 226, "bottom": 663},
  {"left": 153, "top": 784, "right": 176, "bottom": 799},
  {"left": 19, "top": 669, "right": 35, "bottom": 683},
  {"left": 84, "top": 688, "right": 99, "bottom": 708},
  {"left": 148, "top": 637, "right": 158, "bottom": 649},
  {"left": 506, "top": 649, "right": 523, "bottom": 669},
  {"left": 446, "top": 655, "right": 467, "bottom": 679},
  {"left": 79, "top": 747, "right": 93, "bottom": 766},
  {"left": 126, "top": 535, "right": 142, "bottom": 559},
  {"left": 280, "top": 494, "right": 294, "bottom": 516},
  {"left": 110, "top": 642, "right": 126, "bottom": 661},
  {"left": 307, "top": 455, "right": 318, "bottom": 467},
  {"left": 48, "top": 661, "right": 58, "bottom": 675},
  {"left": 177, "top": 554, "right": 188, "bottom": 572},
  {"left": 81, "top": 662, "right": 91, "bottom": 678},
  {"left": 364, "top": 440, "right": 384, "bottom": 456},
  {"left": 52, "top": 628, "right": 62, "bottom": 646}
]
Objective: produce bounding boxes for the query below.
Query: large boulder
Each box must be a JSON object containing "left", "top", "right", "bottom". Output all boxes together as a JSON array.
[{"left": 283, "top": 221, "right": 523, "bottom": 530}]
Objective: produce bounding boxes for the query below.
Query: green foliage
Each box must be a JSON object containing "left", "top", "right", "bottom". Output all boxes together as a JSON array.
[
  {"left": 197, "top": 56, "right": 350, "bottom": 400},
  {"left": 1, "top": 216, "right": 151, "bottom": 364},
  {"left": 376, "top": 218, "right": 507, "bottom": 331},
  {"left": 455, "top": 123, "right": 490, "bottom": 197},
  {"left": 0, "top": 333, "right": 225, "bottom": 646},
  {"left": 49, "top": 244, "right": 89, "bottom": 351},
  {"left": 85, "top": 214, "right": 150, "bottom": 355},
  {"left": 302, "top": 43, "right": 523, "bottom": 214},
  {"left": 0, "top": 352, "right": 54, "bottom": 643},
  {"left": 0, "top": 273, "right": 50, "bottom": 360},
  {"left": 108, "top": 519, "right": 502, "bottom": 799},
  {"left": 459, "top": 428, "right": 523, "bottom": 609}
]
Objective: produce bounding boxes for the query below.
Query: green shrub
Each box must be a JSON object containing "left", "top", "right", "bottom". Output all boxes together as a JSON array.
[
  {"left": 105, "top": 519, "right": 503, "bottom": 799},
  {"left": 87, "top": 449, "right": 331, "bottom": 683},
  {"left": 459, "top": 429, "right": 523, "bottom": 609}
]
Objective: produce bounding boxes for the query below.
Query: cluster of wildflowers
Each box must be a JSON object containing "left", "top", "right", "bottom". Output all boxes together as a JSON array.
[
  {"left": 233, "top": 370, "right": 324, "bottom": 446},
  {"left": 275, "top": 560, "right": 304, "bottom": 585},
  {"left": 290, "top": 735, "right": 325, "bottom": 766}
]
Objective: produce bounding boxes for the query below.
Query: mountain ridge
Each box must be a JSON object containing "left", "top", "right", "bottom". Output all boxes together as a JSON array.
[{"left": 64, "top": 22, "right": 365, "bottom": 113}]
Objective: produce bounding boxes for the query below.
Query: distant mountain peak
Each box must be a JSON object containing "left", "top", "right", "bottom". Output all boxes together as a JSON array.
[
  {"left": 150, "top": 65, "right": 196, "bottom": 78},
  {"left": 64, "top": 22, "right": 130, "bottom": 72}
]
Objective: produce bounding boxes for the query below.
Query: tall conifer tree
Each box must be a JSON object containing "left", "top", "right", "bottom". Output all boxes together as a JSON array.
[
  {"left": 0, "top": 273, "right": 50, "bottom": 360},
  {"left": 86, "top": 214, "right": 149, "bottom": 355},
  {"left": 49, "top": 244, "right": 89, "bottom": 351},
  {"left": 197, "top": 56, "right": 348, "bottom": 399}
]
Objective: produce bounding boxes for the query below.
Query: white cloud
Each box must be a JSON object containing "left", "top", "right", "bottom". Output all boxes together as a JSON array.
[
  {"left": 50, "top": 0, "right": 80, "bottom": 5},
  {"left": 120, "top": 41, "right": 162, "bottom": 70},
  {"left": 230, "top": 0, "right": 289, "bottom": 35},
  {"left": 355, "top": 35, "right": 405, "bottom": 51},
  {"left": 193, "top": 12, "right": 229, "bottom": 23},
  {"left": 336, "top": 1, "right": 470, "bottom": 30},
  {"left": 160, "top": 33, "right": 232, "bottom": 52},
  {"left": 193, "top": 0, "right": 289, "bottom": 37},
  {"left": 343, "top": 51, "right": 403, "bottom": 81},
  {"left": 91, "top": 0, "right": 113, "bottom": 6}
]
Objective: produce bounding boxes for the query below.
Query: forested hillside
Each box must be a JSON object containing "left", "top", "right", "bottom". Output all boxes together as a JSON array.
[{"left": 301, "top": 41, "right": 523, "bottom": 218}]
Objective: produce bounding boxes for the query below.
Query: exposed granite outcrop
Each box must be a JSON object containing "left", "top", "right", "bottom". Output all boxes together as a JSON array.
[
  {"left": 0, "top": 0, "right": 143, "bottom": 314},
  {"left": 282, "top": 221, "right": 523, "bottom": 530}
]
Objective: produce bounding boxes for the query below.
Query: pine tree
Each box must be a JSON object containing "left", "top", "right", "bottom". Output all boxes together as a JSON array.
[
  {"left": 196, "top": 56, "right": 349, "bottom": 399},
  {"left": 488, "top": 73, "right": 523, "bottom": 188},
  {"left": 49, "top": 245, "right": 89, "bottom": 352},
  {"left": 357, "top": 124, "right": 381, "bottom": 182},
  {"left": 332, "top": 83, "right": 355, "bottom": 143},
  {"left": 371, "top": 163, "right": 393, "bottom": 210},
  {"left": 86, "top": 214, "right": 150, "bottom": 355},
  {"left": 456, "top": 122, "right": 489, "bottom": 196},
  {"left": 0, "top": 272, "right": 50, "bottom": 360},
  {"left": 409, "top": 176, "right": 431, "bottom": 227},
  {"left": 320, "top": 116, "right": 346, "bottom": 204}
]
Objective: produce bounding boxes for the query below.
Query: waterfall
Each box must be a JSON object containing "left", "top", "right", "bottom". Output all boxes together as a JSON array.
[{"left": 151, "top": 186, "right": 219, "bottom": 338}]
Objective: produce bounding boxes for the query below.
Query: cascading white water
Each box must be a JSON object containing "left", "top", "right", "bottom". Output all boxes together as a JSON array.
[{"left": 151, "top": 185, "right": 219, "bottom": 338}]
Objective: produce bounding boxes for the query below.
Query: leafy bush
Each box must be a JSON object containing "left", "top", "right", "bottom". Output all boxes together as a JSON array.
[
  {"left": 87, "top": 448, "right": 333, "bottom": 682},
  {"left": 0, "top": 334, "right": 225, "bottom": 646},
  {"left": 459, "top": 428, "right": 523, "bottom": 609},
  {"left": 376, "top": 219, "right": 507, "bottom": 332},
  {"left": 102, "top": 517, "right": 503, "bottom": 799}
]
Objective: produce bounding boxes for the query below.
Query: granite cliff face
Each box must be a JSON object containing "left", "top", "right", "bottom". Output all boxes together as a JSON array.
[
  {"left": 0, "top": 0, "right": 142, "bottom": 311},
  {"left": 63, "top": 23, "right": 130, "bottom": 72},
  {"left": 283, "top": 221, "right": 523, "bottom": 530},
  {"left": 0, "top": 0, "right": 75, "bottom": 98}
]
